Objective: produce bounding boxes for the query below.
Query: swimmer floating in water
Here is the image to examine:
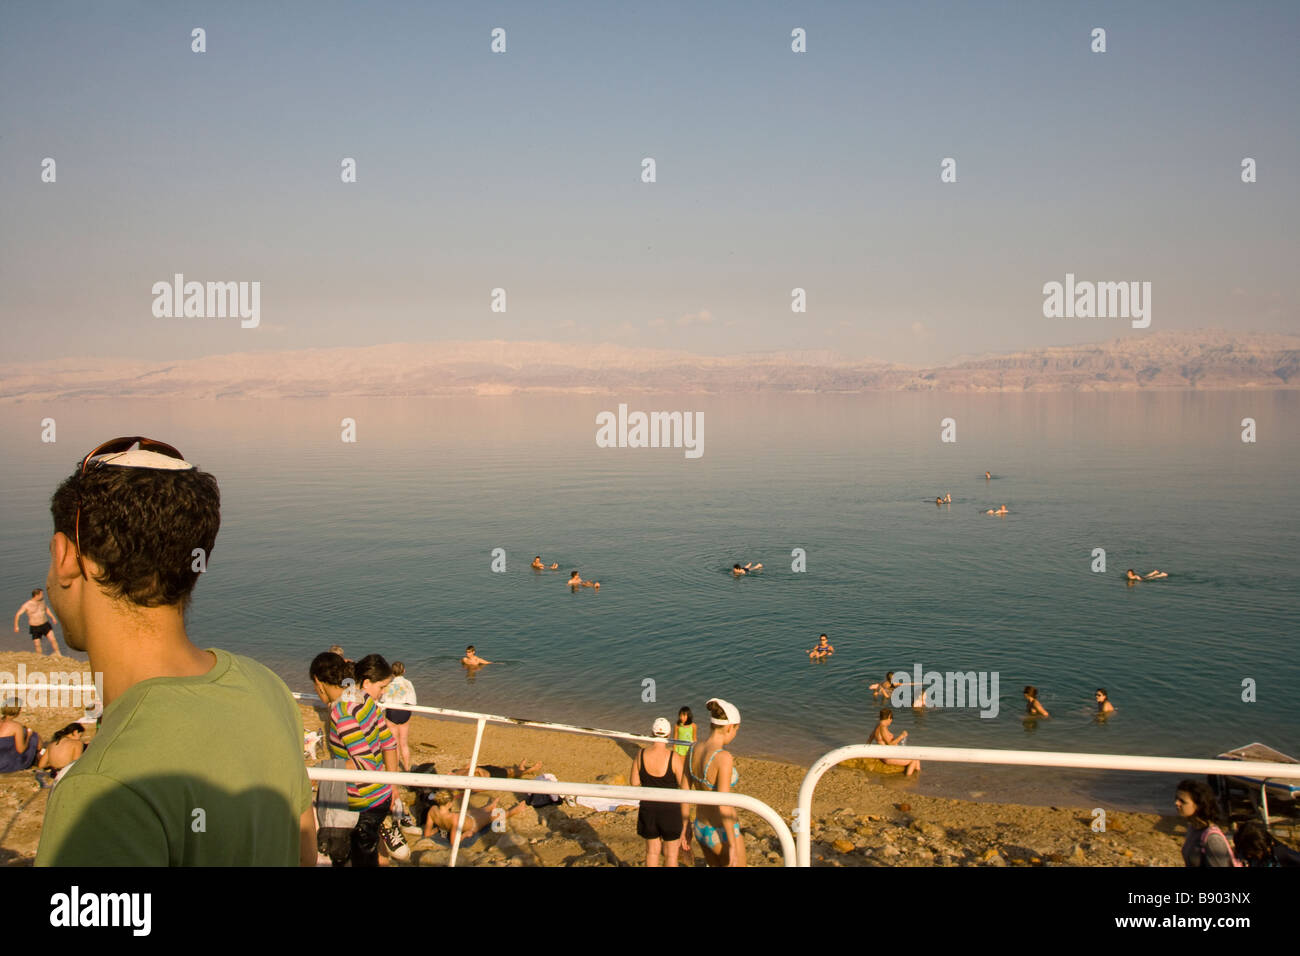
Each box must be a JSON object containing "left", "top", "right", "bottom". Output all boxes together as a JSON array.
[
  {"left": 808, "top": 634, "right": 834, "bottom": 660},
  {"left": 869, "top": 672, "right": 900, "bottom": 697},
  {"left": 985, "top": 471, "right": 991, "bottom": 480},
  {"left": 568, "top": 570, "right": 600, "bottom": 588},
  {"left": 531, "top": 556, "right": 559, "bottom": 570},
  {"left": 732, "top": 562, "right": 763, "bottom": 576},
  {"left": 984, "top": 505, "right": 1009, "bottom": 515},
  {"left": 1125, "top": 568, "right": 1167, "bottom": 583},
  {"left": 1095, "top": 688, "right": 1116, "bottom": 715}
]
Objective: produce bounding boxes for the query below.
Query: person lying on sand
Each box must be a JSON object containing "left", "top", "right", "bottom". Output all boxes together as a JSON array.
[
  {"left": 568, "top": 571, "right": 600, "bottom": 588},
  {"left": 531, "top": 556, "right": 559, "bottom": 570},
  {"left": 421, "top": 789, "right": 527, "bottom": 843},
  {"left": 450, "top": 759, "right": 542, "bottom": 780},
  {"left": 461, "top": 645, "right": 492, "bottom": 667}
]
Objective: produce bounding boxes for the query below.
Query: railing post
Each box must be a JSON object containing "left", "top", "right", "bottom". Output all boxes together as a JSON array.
[{"left": 449, "top": 716, "right": 487, "bottom": 867}]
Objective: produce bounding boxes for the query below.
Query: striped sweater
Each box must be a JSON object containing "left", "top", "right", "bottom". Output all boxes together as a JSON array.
[{"left": 327, "top": 694, "right": 396, "bottom": 810}]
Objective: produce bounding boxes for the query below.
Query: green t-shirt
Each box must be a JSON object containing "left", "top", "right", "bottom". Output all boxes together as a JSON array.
[{"left": 36, "top": 649, "right": 312, "bottom": 867}]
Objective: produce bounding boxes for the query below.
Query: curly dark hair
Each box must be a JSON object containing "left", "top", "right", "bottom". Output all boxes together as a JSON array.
[{"left": 49, "top": 459, "right": 220, "bottom": 608}]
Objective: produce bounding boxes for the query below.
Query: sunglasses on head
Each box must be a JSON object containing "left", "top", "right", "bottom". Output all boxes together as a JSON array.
[{"left": 73, "top": 437, "right": 186, "bottom": 580}]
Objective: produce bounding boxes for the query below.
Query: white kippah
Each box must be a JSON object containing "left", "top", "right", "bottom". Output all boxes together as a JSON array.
[{"left": 88, "top": 449, "right": 193, "bottom": 470}]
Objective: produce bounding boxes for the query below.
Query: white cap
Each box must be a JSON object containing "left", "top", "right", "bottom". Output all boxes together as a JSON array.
[
  {"left": 707, "top": 698, "right": 741, "bottom": 726},
  {"left": 652, "top": 717, "right": 671, "bottom": 737},
  {"left": 88, "top": 448, "right": 193, "bottom": 470}
]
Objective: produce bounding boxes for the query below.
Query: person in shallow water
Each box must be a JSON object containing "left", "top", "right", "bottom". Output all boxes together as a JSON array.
[
  {"left": 1023, "top": 685, "right": 1049, "bottom": 717},
  {"left": 1094, "top": 688, "right": 1116, "bottom": 715},
  {"left": 870, "top": 708, "right": 920, "bottom": 775},
  {"left": 567, "top": 570, "right": 599, "bottom": 588},
  {"left": 732, "top": 562, "right": 762, "bottom": 576},
  {"left": 530, "top": 556, "right": 558, "bottom": 570},
  {"left": 461, "top": 645, "right": 491, "bottom": 667},
  {"left": 984, "top": 505, "right": 1009, "bottom": 515}
]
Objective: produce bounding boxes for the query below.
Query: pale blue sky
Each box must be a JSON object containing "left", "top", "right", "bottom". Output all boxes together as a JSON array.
[{"left": 2, "top": 0, "right": 1296, "bottom": 366}]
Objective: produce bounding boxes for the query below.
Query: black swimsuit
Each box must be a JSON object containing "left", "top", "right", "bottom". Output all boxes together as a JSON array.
[{"left": 635, "top": 749, "right": 684, "bottom": 841}]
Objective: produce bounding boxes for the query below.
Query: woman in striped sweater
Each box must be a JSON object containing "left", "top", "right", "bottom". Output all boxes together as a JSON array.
[{"left": 310, "top": 652, "right": 399, "bottom": 866}]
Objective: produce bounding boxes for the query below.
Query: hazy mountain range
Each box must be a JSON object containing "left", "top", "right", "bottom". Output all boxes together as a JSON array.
[{"left": 3, "top": 330, "right": 1297, "bottom": 401}]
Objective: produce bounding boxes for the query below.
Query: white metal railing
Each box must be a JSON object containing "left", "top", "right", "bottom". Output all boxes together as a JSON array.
[
  {"left": 795, "top": 744, "right": 1300, "bottom": 867},
  {"left": 294, "top": 694, "right": 695, "bottom": 865},
  {"left": 308, "top": 766, "right": 795, "bottom": 866},
  {"left": 291, "top": 694, "right": 673, "bottom": 745}
]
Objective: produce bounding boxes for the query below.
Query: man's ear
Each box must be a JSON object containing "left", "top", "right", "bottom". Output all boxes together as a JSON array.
[{"left": 49, "top": 532, "right": 83, "bottom": 588}]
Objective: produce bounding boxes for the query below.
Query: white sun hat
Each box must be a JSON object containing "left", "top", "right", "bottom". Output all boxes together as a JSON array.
[{"left": 706, "top": 698, "right": 741, "bottom": 726}]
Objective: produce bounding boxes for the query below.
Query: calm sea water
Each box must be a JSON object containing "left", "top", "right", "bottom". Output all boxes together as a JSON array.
[{"left": 1, "top": 392, "right": 1296, "bottom": 813}]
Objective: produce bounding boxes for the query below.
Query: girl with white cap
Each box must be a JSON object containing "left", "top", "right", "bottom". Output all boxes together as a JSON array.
[
  {"left": 630, "top": 716, "right": 688, "bottom": 867},
  {"left": 683, "top": 698, "right": 745, "bottom": 867}
]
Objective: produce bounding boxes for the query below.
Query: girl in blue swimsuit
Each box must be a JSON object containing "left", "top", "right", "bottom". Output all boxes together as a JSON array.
[{"left": 685, "top": 698, "right": 745, "bottom": 867}]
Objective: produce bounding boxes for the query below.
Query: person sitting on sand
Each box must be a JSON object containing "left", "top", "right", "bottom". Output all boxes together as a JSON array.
[
  {"left": 450, "top": 758, "right": 542, "bottom": 780},
  {"left": 869, "top": 672, "right": 899, "bottom": 697},
  {"left": 808, "top": 634, "right": 834, "bottom": 660},
  {"left": 1095, "top": 688, "right": 1116, "bottom": 715},
  {"left": 420, "top": 788, "right": 527, "bottom": 844},
  {"left": 1024, "top": 685, "right": 1049, "bottom": 717},
  {"left": 870, "top": 708, "right": 920, "bottom": 776},
  {"left": 37, "top": 723, "right": 87, "bottom": 778},
  {"left": 0, "top": 700, "right": 42, "bottom": 773},
  {"left": 568, "top": 570, "right": 600, "bottom": 588},
  {"left": 531, "top": 556, "right": 559, "bottom": 570},
  {"left": 461, "top": 645, "right": 491, "bottom": 667},
  {"left": 731, "top": 562, "right": 762, "bottom": 576}
]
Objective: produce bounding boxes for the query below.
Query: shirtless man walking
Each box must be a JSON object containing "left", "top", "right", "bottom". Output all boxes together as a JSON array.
[{"left": 14, "top": 588, "right": 61, "bottom": 655}]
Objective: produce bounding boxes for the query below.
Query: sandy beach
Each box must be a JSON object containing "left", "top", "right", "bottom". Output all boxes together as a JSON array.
[{"left": 0, "top": 650, "right": 1192, "bottom": 866}]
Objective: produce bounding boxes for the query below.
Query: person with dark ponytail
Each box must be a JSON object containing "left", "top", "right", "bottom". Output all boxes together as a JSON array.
[
  {"left": 1174, "top": 779, "right": 1237, "bottom": 867},
  {"left": 310, "top": 652, "right": 398, "bottom": 866},
  {"left": 682, "top": 698, "right": 745, "bottom": 867}
]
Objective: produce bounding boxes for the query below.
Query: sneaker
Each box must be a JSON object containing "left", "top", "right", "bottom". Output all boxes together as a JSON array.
[{"left": 381, "top": 819, "right": 410, "bottom": 861}]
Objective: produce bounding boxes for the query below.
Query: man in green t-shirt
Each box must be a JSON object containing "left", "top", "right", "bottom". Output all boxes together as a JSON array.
[{"left": 35, "top": 437, "right": 314, "bottom": 866}]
